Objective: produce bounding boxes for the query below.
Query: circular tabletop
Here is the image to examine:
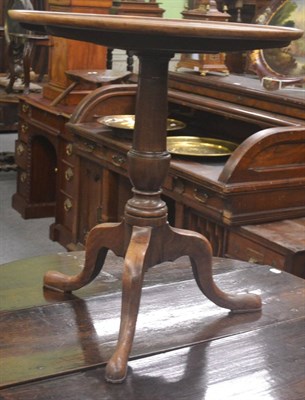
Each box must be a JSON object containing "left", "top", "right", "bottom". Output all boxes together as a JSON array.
[{"left": 9, "top": 10, "right": 303, "bottom": 54}]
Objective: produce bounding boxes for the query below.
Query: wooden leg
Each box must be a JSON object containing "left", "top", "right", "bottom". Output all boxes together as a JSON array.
[
  {"left": 161, "top": 225, "right": 262, "bottom": 312},
  {"left": 44, "top": 219, "right": 260, "bottom": 383},
  {"left": 23, "top": 39, "right": 33, "bottom": 95},
  {"left": 102, "top": 222, "right": 261, "bottom": 383},
  {"left": 105, "top": 226, "right": 151, "bottom": 383},
  {"left": 43, "top": 222, "right": 125, "bottom": 292},
  {"left": 5, "top": 40, "right": 16, "bottom": 94}
]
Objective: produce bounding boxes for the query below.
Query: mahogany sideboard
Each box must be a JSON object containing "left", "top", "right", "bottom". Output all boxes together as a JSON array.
[
  {"left": 12, "top": 73, "right": 305, "bottom": 274},
  {"left": 0, "top": 251, "right": 305, "bottom": 398}
]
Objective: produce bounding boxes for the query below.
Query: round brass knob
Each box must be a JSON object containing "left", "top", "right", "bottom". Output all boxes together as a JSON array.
[
  {"left": 21, "top": 103, "right": 30, "bottom": 114},
  {"left": 16, "top": 143, "right": 25, "bottom": 156},
  {"left": 64, "top": 198, "right": 73, "bottom": 212},
  {"left": 66, "top": 143, "right": 73, "bottom": 156},
  {"left": 65, "top": 167, "right": 74, "bottom": 181},
  {"left": 21, "top": 123, "right": 29, "bottom": 135},
  {"left": 20, "top": 172, "right": 27, "bottom": 183}
]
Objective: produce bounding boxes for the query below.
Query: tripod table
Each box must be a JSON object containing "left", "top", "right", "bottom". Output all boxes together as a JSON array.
[{"left": 10, "top": 9, "right": 303, "bottom": 383}]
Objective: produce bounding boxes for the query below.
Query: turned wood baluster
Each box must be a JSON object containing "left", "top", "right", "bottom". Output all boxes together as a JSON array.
[{"left": 125, "top": 51, "right": 172, "bottom": 227}]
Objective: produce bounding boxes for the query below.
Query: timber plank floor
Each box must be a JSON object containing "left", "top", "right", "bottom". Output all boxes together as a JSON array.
[{"left": 0, "top": 251, "right": 304, "bottom": 399}]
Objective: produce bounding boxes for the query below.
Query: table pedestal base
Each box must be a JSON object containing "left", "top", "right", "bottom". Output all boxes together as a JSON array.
[
  {"left": 43, "top": 50, "right": 261, "bottom": 383},
  {"left": 44, "top": 219, "right": 261, "bottom": 382}
]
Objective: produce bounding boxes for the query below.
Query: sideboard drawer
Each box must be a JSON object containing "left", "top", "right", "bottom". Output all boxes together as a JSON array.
[
  {"left": 225, "top": 218, "right": 305, "bottom": 278},
  {"left": 226, "top": 231, "right": 286, "bottom": 269}
]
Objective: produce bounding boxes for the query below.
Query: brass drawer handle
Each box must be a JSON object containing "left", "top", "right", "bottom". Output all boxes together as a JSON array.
[
  {"left": 112, "top": 154, "right": 126, "bottom": 167},
  {"left": 16, "top": 143, "right": 25, "bottom": 156},
  {"left": 65, "top": 167, "right": 74, "bottom": 181},
  {"left": 20, "top": 172, "right": 27, "bottom": 183},
  {"left": 65, "top": 143, "right": 73, "bottom": 156},
  {"left": 21, "top": 123, "right": 29, "bottom": 135},
  {"left": 193, "top": 188, "right": 209, "bottom": 203},
  {"left": 64, "top": 198, "right": 73, "bottom": 212},
  {"left": 83, "top": 142, "right": 96, "bottom": 153}
]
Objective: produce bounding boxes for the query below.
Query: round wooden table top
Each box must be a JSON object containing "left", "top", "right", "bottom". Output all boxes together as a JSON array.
[{"left": 9, "top": 10, "right": 303, "bottom": 54}]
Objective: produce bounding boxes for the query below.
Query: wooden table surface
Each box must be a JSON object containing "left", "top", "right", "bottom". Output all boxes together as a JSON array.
[{"left": 0, "top": 252, "right": 304, "bottom": 399}]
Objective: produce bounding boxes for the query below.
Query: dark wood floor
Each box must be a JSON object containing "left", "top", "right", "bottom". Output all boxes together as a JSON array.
[{"left": 0, "top": 251, "right": 304, "bottom": 399}]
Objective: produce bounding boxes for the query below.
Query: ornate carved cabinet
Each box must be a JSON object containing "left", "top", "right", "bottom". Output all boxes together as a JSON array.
[
  {"left": 47, "top": 75, "right": 305, "bottom": 264},
  {"left": 13, "top": 95, "right": 73, "bottom": 217},
  {"left": 13, "top": 73, "right": 305, "bottom": 273}
]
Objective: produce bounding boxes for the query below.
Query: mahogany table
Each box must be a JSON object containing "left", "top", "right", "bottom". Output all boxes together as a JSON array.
[{"left": 10, "top": 9, "right": 303, "bottom": 383}]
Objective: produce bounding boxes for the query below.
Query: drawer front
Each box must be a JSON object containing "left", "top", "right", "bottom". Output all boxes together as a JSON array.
[
  {"left": 19, "top": 100, "right": 68, "bottom": 136},
  {"left": 226, "top": 231, "right": 286, "bottom": 269},
  {"left": 165, "top": 174, "right": 225, "bottom": 223},
  {"left": 75, "top": 136, "right": 107, "bottom": 162}
]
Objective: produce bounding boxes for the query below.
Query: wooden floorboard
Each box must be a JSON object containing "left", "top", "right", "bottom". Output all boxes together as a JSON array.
[
  {"left": 0, "top": 251, "right": 249, "bottom": 312},
  {"left": 1, "top": 253, "right": 304, "bottom": 388},
  {"left": 1, "top": 318, "right": 304, "bottom": 400}
]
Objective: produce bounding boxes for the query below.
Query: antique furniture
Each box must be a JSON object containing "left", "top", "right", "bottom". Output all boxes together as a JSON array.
[
  {"left": 50, "top": 69, "right": 131, "bottom": 107},
  {"left": 45, "top": 74, "right": 305, "bottom": 264},
  {"left": 0, "top": 94, "right": 18, "bottom": 132},
  {"left": 247, "top": 0, "right": 305, "bottom": 80},
  {"left": 168, "top": 73, "right": 305, "bottom": 274},
  {"left": 0, "top": 251, "right": 305, "bottom": 397},
  {"left": 0, "top": 0, "right": 48, "bottom": 133},
  {"left": 0, "top": 1, "right": 47, "bottom": 132},
  {"left": 108, "top": 0, "right": 165, "bottom": 73},
  {"left": 4, "top": 0, "right": 50, "bottom": 95},
  {"left": 43, "top": 0, "right": 112, "bottom": 105},
  {"left": 10, "top": 9, "right": 302, "bottom": 382},
  {"left": 13, "top": 95, "right": 74, "bottom": 218},
  {"left": 177, "top": 0, "right": 231, "bottom": 75},
  {"left": 110, "top": 0, "right": 164, "bottom": 17},
  {"left": 13, "top": 74, "right": 305, "bottom": 270},
  {"left": 225, "top": 217, "right": 305, "bottom": 279}
]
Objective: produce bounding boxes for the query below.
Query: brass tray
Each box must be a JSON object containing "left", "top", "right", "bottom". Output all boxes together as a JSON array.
[
  {"left": 167, "top": 136, "right": 238, "bottom": 157},
  {"left": 97, "top": 115, "right": 186, "bottom": 131}
]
